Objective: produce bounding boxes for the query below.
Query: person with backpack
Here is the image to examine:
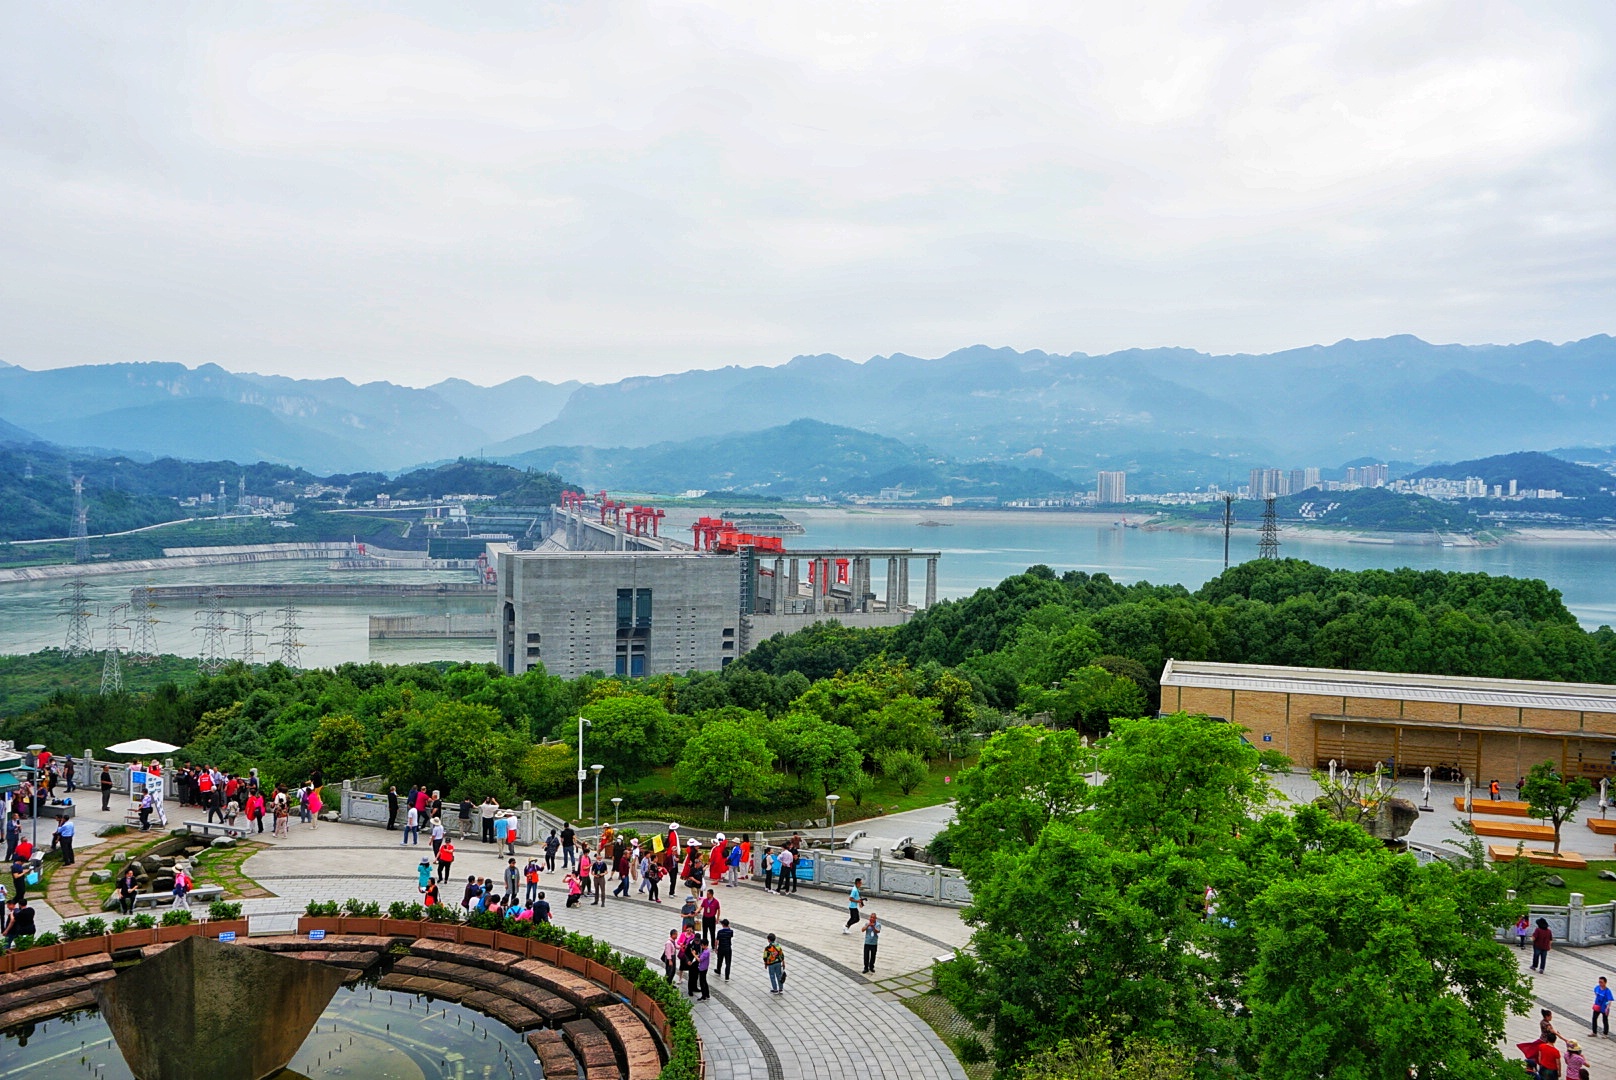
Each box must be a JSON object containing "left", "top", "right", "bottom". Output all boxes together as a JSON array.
[
  {"left": 645, "top": 857, "right": 664, "bottom": 904},
  {"left": 715, "top": 918, "right": 734, "bottom": 980},
  {"left": 524, "top": 857, "right": 542, "bottom": 906},
  {"left": 763, "top": 934, "right": 786, "bottom": 994},
  {"left": 545, "top": 829, "right": 560, "bottom": 871},
  {"left": 662, "top": 929, "right": 680, "bottom": 983}
]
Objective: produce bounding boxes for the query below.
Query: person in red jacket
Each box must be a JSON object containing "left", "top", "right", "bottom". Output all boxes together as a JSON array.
[{"left": 1532, "top": 918, "right": 1555, "bottom": 973}]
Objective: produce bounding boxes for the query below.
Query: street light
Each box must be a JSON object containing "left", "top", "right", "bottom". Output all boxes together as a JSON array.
[
  {"left": 576, "top": 717, "right": 592, "bottom": 821},
  {"left": 611, "top": 796, "right": 623, "bottom": 825},
  {"left": 591, "top": 764, "right": 604, "bottom": 827},
  {"left": 826, "top": 793, "right": 840, "bottom": 852}
]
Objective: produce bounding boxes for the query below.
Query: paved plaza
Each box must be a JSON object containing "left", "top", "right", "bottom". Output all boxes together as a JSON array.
[{"left": 18, "top": 774, "right": 1616, "bottom": 1076}]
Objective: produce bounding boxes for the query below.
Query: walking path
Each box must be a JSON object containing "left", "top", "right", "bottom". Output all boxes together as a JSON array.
[{"left": 21, "top": 776, "right": 1616, "bottom": 1076}]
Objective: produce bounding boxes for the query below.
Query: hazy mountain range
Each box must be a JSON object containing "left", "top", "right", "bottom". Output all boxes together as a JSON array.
[{"left": 2, "top": 336, "right": 1614, "bottom": 488}]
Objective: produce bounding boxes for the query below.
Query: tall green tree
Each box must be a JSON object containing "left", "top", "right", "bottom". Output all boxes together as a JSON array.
[
  {"left": 1521, "top": 760, "right": 1595, "bottom": 854},
  {"left": 941, "top": 726, "right": 1092, "bottom": 865},
  {"left": 672, "top": 719, "right": 775, "bottom": 810},
  {"left": 572, "top": 694, "right": 683, "bottom": 784},
  {"left": 772, "top": 711, "right": 862, "bottom": 796}
]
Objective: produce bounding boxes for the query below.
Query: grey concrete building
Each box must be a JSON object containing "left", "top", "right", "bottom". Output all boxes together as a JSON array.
[{"left": 498, "top": 550, "right": 743, "bottom": 678}]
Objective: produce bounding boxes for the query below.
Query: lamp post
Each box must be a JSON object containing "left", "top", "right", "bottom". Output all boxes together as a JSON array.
[
  {"left": 591, "top": 764, "right": 604, "bottom": 827},
  {"left": 576, "top": 717, "right": 591, "bottom": 821},
  {"left": 826, "top": 793, "right": 840, "bottom": 852},
  {"left": 611, "top": 796, "right": 623, "bottom": 826}
]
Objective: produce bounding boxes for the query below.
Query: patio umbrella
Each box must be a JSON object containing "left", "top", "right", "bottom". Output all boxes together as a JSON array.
[{"left": 104, "top": 738, "right": 181, "bottom": 756}]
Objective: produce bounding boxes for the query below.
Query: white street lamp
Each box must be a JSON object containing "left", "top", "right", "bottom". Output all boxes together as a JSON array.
[
  {"left": 576, "top": 717, "right": 591, "bottom": 821},
  {"left": 591, "top": 764, "right": 604, "bottom": 827},
  {"left": 826, "top": 793, "right": 840, "bottom": 852},
  {"left": 611, "top": 796, "right": 623, "bottom": 825}
]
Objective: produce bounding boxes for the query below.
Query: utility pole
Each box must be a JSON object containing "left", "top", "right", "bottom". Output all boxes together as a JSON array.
[
  {"left": 233, "top": 610, "right": 266, "bottom": 666},
  {"left": 272, "top": 602, "right": 305, "bottom": 669},
  {"left": 1258, "top": 496, "right": 1281, "bottom": 560},
  {"left": 194, "top": 588, "right": 230, "bottom": 674},
  {"left": 59, "top": 577, "right": 96, "bottom": 657},
  {"left": 71, "top": 476, "right": 89, "bottom": 563},
  {"left": 129, "top": 584, "right": 161, "bottom": 664},
  {"left": 101, "top": 603, "right": 128, "bottom": 694},
  {"left": 1221, "top": 494, "right": 1235, "bottom": 570}
]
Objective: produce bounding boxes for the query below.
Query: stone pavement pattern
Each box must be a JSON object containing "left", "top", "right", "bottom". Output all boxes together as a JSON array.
[{"left": 25, "top": 777, "right": 1616, "bottom": 1077}]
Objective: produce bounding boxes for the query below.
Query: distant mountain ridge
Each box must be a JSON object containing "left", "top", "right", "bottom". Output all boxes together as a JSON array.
[{"left": 2, "top": 335, "right": 1613, "bottom": 477}]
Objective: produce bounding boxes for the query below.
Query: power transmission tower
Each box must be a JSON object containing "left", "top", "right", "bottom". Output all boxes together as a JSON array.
[
  {"left": 1221, "top": 494, "right": 1235, "bottom": 570},
  {"left": 1258, "top": 495, "right": 1281, "bottom": 560},
  {"left": 233, "top": 610, "right": 266, "bottom": 667},
  {"left": 101, "top": 603, "right": 129, "bottom": 695},
  {"left": 71, "top": 476, "right": 89, "bottom": 563},
  {"left": 272, "top": 601, "right": 305, "bottom": 670},
  {"left": 59, "top": 577, "right": 97, "bottom": 657},
  {"left": 193, "top": 588, "right": 230, "bottom": 674},
  {"left": 129, "top": 584, "right": 161, "bottom": 664}
]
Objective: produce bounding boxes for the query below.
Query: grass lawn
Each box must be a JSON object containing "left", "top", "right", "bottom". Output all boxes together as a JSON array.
[
  {"left": 534, "top": 756, "right": 969, "bottom": 831},
  {"left": 1520, "top": 861, "right": 1616, "bottom": 905}
]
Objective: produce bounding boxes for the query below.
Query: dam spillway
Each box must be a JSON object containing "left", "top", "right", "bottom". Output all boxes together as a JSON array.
[{"left": 134, "top": 582, "right": 495, "bottom": 602}]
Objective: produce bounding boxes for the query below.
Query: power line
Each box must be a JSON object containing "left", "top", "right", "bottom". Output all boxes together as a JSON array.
[
  {"left": 58, "top": 577, "right": 96, "bottom": 657},
  {"left": 1258, "top": 496, "right": 1281, "bottom": 560}
]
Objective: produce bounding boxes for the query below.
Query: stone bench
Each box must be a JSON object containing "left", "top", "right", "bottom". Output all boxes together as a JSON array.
[
  {"left": 130, "top": 884, "right": 224, "bottom": 909},
  {"left": 1470, "top": 821, "right": 1558, "bottom": 842},
  {"left": 1453, "top": 796, "right": 1532, "bottom": 817},
  {"left": 594, "top": 1001, "right": 665, "bottom": 1080},
  {"left": 184, "top": 819, "right": 250, "bottom": 839},
  {"left": 1488, "top": 844, "right": 1588, "bottom": 869},
  {"left": 528, "top": 1029, "right": 581, "bottom": 1079},
  {"left": 390, "top": 955, "right": 576, "bottom": 1020},
  {"left": 563, "top": 1017, "right": 622, "bottom": 1080}
]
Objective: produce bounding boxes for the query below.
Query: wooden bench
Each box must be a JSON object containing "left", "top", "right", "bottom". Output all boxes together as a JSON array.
[
  {"left": 131, "top": 884, "right": 225, "bottom": 909},
  {"left": 1453, "top": 796, "right": 1533, "bottom": 817},
  {"left": 184, "top": 820, "right": 249, "bottom": 840},
  {"left": 1487, "top": 845, "right": 1588, "bottom": 870},
  {"left": 1585, "top": 818, "right": 1616, "bottom": 835},
  {"left": 1470, "top": 821, "right": 1558, "bottom": 842}
]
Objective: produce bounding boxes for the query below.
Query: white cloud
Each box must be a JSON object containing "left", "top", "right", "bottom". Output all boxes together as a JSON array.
[{"left": 0, "top": 0, "right": 1610, "bottom": 385}]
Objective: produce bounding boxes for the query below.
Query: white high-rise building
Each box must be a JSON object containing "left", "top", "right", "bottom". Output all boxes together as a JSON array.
[{"left": 1096, "top": 471, "right": 1127, "bottom": 505}]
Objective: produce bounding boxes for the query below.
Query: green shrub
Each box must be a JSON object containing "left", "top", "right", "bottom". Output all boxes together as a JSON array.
[
  {"left": 110, "top": 917, "right": 133, "bottom": 934},
  {"left": 83, "top": 917, "right": 107, "bottom": 936},
  {"left": 133, "top": 914, "right": 157, "bottom": 930},
  {"left": 387, "top": 901, "right": 425, "bottom": 921},
  {"left": 160, "top": 909, "right": 193, "bottom": 926},
  {"left": 57, "top": 920, "right": 86, "bottom": 941},
  {"left": 424, "top": 904, "right": 462, "bottom": 924},
  {"left": 341, "top": 898, "right": 381, "bottom": 918},
  {"left": 953, "top": 1036, "right": 989, "bottom": 1064},
  {"left": 34, "top": 932, "right": 61, "bottom": 947},
  {"left": 304, "top": 900, "right": 340, "bottom": 918},
  {"left": 208, "top": 901, "right": 244, "bottom": 921},
  {"left": 6, "top": 935, "right": 35, "bottom": 952}
]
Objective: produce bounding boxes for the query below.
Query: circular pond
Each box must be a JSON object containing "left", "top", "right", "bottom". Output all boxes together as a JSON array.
[{"left": 0, "top": 985, "right": 542, "bottom": 1080}]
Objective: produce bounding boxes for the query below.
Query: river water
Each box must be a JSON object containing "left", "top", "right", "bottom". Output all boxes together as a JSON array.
[{"left": 0, "top": 509, "right": 1612, "bottom": 667}]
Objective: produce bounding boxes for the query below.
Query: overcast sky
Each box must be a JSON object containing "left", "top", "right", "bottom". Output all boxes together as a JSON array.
[{"left": 2, "top": 1, "right": 1612, "bottom": 387}]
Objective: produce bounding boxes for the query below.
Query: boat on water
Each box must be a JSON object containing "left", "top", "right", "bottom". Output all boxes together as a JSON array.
[{"left": 917, "top": 520, "right": 952, "bottom": 527}]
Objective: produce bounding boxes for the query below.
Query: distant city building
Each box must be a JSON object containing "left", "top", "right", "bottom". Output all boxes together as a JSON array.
[
  {"left": 1248, "top": 468, "right": 1284, "bottom": 500},
  {"left": 1303, "top": 467, "right": 1321, "bottom": 490},
  {"left": 1096, "top": 470, "right": 1127, "bottom": 505}
]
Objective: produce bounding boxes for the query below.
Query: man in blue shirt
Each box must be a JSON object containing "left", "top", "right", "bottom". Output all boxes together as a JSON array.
[
  {"left": 53, "top": 816, "right": 75, "bottom": 866},
  {"left": 844, "top": 878, "right": 864, "bottom": 932},
  {"left": 1594, "top": 976, "right": 1613, "bottom": 1036}
]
